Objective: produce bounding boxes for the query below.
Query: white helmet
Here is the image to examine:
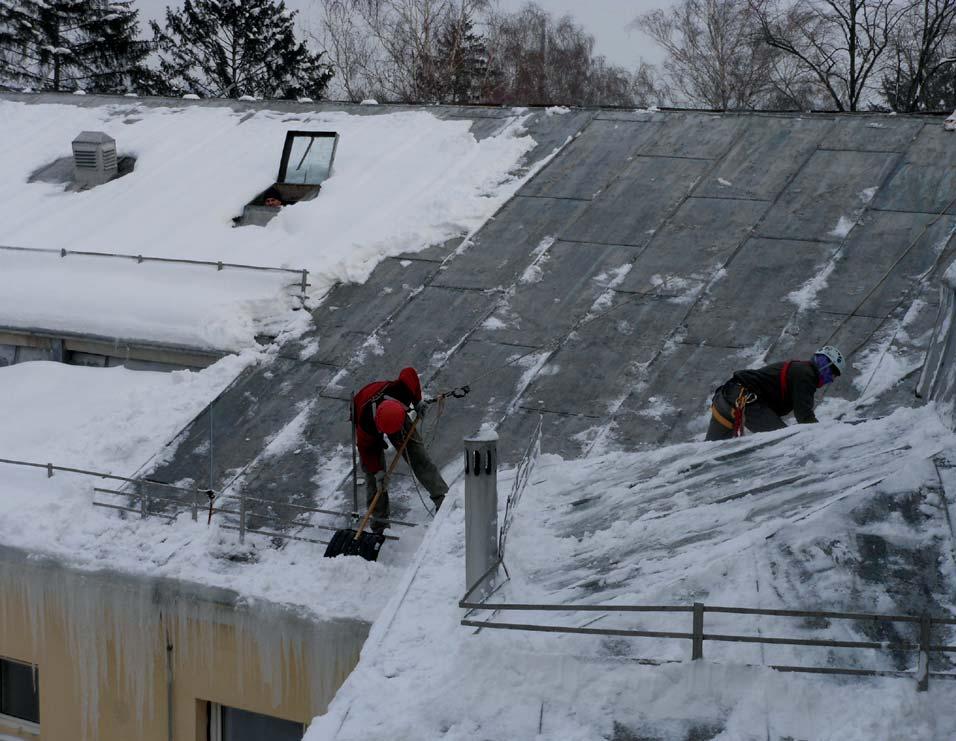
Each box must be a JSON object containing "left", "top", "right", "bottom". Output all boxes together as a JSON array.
[{"left": 815, "top": 345, "right": 846, "bottom": 376}]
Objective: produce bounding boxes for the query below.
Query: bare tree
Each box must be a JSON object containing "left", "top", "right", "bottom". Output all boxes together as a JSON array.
[
  {"left": 632, "top": 60, "right": 669, "bottom": 108},
  {"left": 636, "top": 0, "right": 778, "bottom": 109},
  {"left": 318, "top": 0, "right": 377, "bottom": 101},
  {"left": 882, "top": 0, "right": 956, "bottom": 110},
  {"left": 751, "top": 0, "right": 909, "bottom": 111},
  {"left": 483, "top": 2, "right": 636, "bottom": 106},
  {"left": 316, "top": 0, "right": 491, "bottom": 102}
]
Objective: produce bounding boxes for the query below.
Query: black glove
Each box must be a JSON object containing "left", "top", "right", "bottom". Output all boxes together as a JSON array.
[{"left": 415, "top": 401, "right": 428, "bottom": 420}]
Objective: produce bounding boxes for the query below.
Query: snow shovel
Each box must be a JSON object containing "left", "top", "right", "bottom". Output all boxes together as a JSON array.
[{"left": 324, "top": 414, "right": 422, "bottom": 561}]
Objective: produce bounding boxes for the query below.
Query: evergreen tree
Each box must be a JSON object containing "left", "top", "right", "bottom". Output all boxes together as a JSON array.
[
  {"left": 434, "top": 11, "right": 489, "bottom": 104},
  {"left": 0, "top": 1, "right": 150, "bottom": 93},
  {"left": 882, "top": 52, "right": 956, "bottom": 112},
  {"left": 150, "top": 0, "right": 334, "bottom": 100}
]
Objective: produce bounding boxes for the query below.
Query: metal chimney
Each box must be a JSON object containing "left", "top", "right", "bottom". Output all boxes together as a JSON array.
[
  {"left": 464, "top": 430, "right": 499, "bottom": 599},
  {"left": 72, "top": 131, "right": 117, "bottom": 187}
]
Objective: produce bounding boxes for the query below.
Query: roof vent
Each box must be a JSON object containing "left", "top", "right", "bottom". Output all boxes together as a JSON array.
[{"left": 72, "top": 131, "right": 118, "bottom": 187}]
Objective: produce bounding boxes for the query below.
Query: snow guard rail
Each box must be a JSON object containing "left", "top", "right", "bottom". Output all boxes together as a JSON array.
[{"left": 458, "top": 599, "right": 956, "bottom": 692}]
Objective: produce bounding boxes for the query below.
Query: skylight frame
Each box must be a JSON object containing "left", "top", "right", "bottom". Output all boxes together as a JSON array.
[{"left": 277, "top": 130, "right": 339, "bottom": 186}]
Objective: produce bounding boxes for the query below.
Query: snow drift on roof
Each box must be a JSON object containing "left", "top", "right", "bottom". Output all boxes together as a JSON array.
[{"left": 0, "top": 101, "right": 536, "bottom": 348}]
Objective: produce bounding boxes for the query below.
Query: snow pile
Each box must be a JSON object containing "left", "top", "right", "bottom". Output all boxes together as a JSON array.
[
  {"left": 310, "top": 408, "right": 956, "bottom": 740},
  {"left": 0, "top": 100, "right": 537, "bottom": 348}
]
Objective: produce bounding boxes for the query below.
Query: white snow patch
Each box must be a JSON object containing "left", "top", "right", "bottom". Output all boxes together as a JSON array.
[
  {"left": 545, "top": 106, "right": 570, "bottom": 115},
  {"left": 717, "top": 177, "right": 733, "bottom": 187},
  {"left": 298, "top": 338, "right": 320, "bottom": 360},
  {"left": 636, "top": 396, "right": 677, "bottom": 420},
  {"left": 519, "top": 236, "right": 555, "bottom": 284},
  {"left": 471, "top": 423, "right": 499, "bottom": 441},
  {"left": 482, "top": 315, "right": 508, "bottom": 330},
  {"left": 786, "top": 260, "right": 836, "bottom": 310},
  {"left": 829, "top": 215, "right": 857, "bottom": 238}
]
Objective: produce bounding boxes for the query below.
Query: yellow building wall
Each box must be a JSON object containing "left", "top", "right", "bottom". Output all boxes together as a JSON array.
[{"left": 0, "top": 554, "right": 369, "bottom": 741}]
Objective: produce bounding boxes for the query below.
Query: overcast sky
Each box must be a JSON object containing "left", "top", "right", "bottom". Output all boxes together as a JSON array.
[{"left": 132, "top": 0, "right": 673, "bottom": 68}]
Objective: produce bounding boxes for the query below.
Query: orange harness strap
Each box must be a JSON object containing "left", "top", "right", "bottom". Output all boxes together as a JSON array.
[{"left": 711, "top": 403, "right": 734, "bottom": 430}]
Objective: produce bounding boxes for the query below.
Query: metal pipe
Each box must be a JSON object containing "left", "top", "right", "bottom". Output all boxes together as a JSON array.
[
  {"left": 208, "top": 402, "right": 214, "bottom": 492},
  {"left": 239, "top": 492, "right": 246, "bottom": 544},
  {"left": 461, "top": 620, "right": 694, "bottom": 640},
  {"left": 0, "top": 456, "right": 207, "bottom": 494},
  {"left": 216, "top": 493, "right": 417, "bottom": 527},
  {"left": 460, "top": 602, "right": 694, "bottom": 613},
  {"left": 692, "top": 603, "right": 704, "bottom": 660},
  {"left": 165, "top": 622, "right": 174, "bottom": 741},
  {"left": 0, "top": 243, "right": 307, "bottom": 278},
  {"left": 351, "top": 391, "right": 358, "bottom": 516},
  {"left": 464, "top": 431, "right": 499, "bottom": 600},
  {"left": 703, "top": 633, "right": 919, "bottom": 651},
  {"left": 706, "top": 604, "right": 953, "bottom": 624},
  {"left": 220, "top": 524, "right": 330, "bottom": 546},
  {"left": 918, "top": 615, "right": 931, "bottom": 691}
]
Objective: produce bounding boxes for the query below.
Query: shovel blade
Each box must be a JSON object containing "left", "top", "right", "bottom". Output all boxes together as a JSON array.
[{"left": 323, "top": 529, "right": 386, "bottom": 561}]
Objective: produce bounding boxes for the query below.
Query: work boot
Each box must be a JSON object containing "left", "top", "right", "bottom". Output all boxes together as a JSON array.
[{"left": 431, "top": 495, "right": 444, "bottom": 513}]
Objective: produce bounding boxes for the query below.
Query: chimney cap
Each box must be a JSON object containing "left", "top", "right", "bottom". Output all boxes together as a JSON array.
[{"left": 72, "top": 130, "right": 115, "bottom": 145}]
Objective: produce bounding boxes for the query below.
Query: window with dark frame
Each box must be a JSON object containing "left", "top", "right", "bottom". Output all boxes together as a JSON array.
[
  {"left": 277, "top": 131, "right": 339, "bottom": 186},
  {"left": 0, "top": 657, "right": 39, "bottom": 725},
  {"left": 208, "top": 702, "right": 303, "bottom": 741}
]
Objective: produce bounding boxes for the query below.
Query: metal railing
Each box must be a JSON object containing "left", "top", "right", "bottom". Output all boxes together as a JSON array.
[
  {"left": 459, "top": 598, "right": 956, "bottom": 691},
  {"left": 0, "top": 456, "right": 414, "bottom": 547},
  {"left": 92, "top": 486, "right": 411, "bottom": 545},
  {"left": 0, "top": 244, "right": 311, "bottom": 298}
]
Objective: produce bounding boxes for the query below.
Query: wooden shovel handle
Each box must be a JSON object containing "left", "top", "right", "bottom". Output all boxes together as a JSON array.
[{"left": 354, "top": 413, "right": 422, "bottom": 539}]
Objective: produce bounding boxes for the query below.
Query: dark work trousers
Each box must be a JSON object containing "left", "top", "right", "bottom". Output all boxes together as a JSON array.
[
  {"left": 705, "top": 381, "right": 787, "bottom": 441},
  {"left": 362, "top": 416, "right": 449, "bottom": 531}
]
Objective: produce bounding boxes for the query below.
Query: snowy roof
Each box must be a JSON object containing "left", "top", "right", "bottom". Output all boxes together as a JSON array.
[
  {"left": 313, "top": 409, "right": 956, "bottom": 740},
  {"left": 0, "top": 93, "right": 557, "bottom": 351},
  {"left": 2, "top": 96, "right": 956, "bottom": 733}
]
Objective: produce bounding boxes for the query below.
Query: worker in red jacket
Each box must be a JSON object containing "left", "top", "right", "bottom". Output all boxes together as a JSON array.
[
  {"left": 353, "top": 367, "right": 448, "bottom": 532},
  {"left": 706, "top": 346, "right": 845, "bottom": 441}
]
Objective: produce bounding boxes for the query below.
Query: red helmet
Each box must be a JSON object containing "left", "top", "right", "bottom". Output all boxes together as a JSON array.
[{"left": 375, "top": 400, "right": 406, "bottom": 435}]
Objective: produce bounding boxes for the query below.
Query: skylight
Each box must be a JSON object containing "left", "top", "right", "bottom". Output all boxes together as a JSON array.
[{"left": 278, "top": 131, "right": 338, "bottom": 186}]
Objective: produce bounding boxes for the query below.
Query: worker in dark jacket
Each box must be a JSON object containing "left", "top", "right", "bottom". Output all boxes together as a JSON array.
[
  {"left": 353, "top": 367, "right": 448, "bottom": 532},
  {"left": 706, "top": 346, "right": 846, "bottom": 441}
]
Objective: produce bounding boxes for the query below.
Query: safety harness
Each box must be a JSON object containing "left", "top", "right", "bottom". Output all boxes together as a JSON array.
[
  {"left": 711, "top": 361, "right": 794, "bottom": 436},
  {"left": 711, "top": 388, "right": 755, "bottom": 435}
]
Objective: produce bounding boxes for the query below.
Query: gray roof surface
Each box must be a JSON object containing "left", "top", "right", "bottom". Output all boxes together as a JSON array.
[{"left": 61, "top": 98, "right": 942, "bottom": 529}]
